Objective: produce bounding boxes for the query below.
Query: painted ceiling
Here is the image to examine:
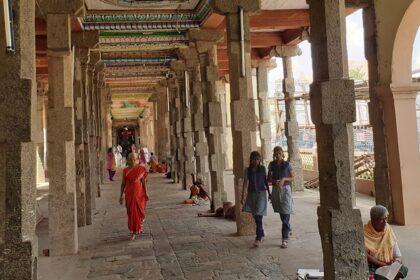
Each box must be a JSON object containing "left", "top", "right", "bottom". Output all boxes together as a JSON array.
[{"left": 36, "top": 0, "right": 315, "bottom": 122}]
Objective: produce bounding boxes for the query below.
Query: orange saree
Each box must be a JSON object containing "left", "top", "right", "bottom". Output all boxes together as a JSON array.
[{"left": 123, "top": 165, "right": 148, "bottom": 234}]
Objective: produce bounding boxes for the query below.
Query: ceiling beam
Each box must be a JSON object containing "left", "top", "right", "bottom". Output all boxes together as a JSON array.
[
  {"left": 250, "top": 10, "right": 309, "bottom": 31},
  {"left": 218, "top": 32, "right": 284, "bottom": 49},
  {"left": 281, "top": 28, "right": 304, "bottom": 45},
  {"left": 345, "top": 0, "right": 370, "bottom": 8}
]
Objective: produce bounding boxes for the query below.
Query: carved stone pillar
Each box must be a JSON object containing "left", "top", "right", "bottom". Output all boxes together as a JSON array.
[
  {"left": 178, "top": 47, "right": 210, "bottom": 188},
  {"left": 0, "top": 1, "right": 38, "bottom": 278},
  {"left": 46, "top": 11, "right": 81, "bottom": 256},
  {"left": 307, "top": 0, "right": 367, "bottom": 277},
  {"left": 166, "top": 78, "right": 178, "bottom": 182},
  {"left": 188, "top": 29, "right": 228, "bottom": 210},
  {"left": 271, "top": 46, "right": 305, "bottom": 191},
  {"left": 362, "top": 5, "right": 393, "bottom": 219},
  {"left": 252, "top": 59, "right": 276, "bottom": 167},
  {"left": 87, "top": 52, "right": 100, "bottom": 209},
  {"left": 211, "top": 1, "right": 260, "bottom": 235},
  {"left": 72, "top": 31, "right": 99, "bottom": 227},
  {"left": 171, "top": 61, "right": 193, "bottom": 189}
]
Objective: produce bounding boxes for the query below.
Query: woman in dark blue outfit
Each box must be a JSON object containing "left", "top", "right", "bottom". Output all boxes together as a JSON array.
[
  {"left": 241, "top": 151, "right": 271, "bottom": 247},
  {"left": 268, "top": 146, "right": 294, "bottom": 248}
]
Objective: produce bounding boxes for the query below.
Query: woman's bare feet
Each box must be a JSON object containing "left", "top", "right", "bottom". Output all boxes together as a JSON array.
[{"left": 130, "top": 233, "right": 136, "bottom": 241}]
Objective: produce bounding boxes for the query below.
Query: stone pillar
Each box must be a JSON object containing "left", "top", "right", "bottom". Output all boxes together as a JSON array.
[
  {"left": 362, "top": 5, "right": 394, "bottom": 219},
  {"left": 307, "top": 0, "right": 367, "bottom": 278},
  {"left": 95, "top": 68, "right": 105, "bottom": 186},
  {"left": 171, "top": 61, "right": 194, "bottom": 189},
  {"left": 211, "top": 1, "right": 260, "bottom": 235},
  {"left": 0, "top": 1, "right": 38, "bottom": 278},
  {"left": 155, "top": 86, "right": 170, "bottom": 162},
  {"left": 178, "top": 48, "right": 210, "bottom": 187},
  {"left": 271, "top": 46, "right": 305, "bottom": 191},
  {"left": 46, "top": 10, "right": 82, "bottom": 255},
  {"left": 167, "top": 78, "right": 180, "bottom": 183},
  {"left": 252, "top": 59, "right": 275, "bottom": 166},
  {"left": 188, "top": 29, "right": 228, "bottom": 210},
  {"left": 87, "top": 52, "right": 100, "bottom": 209},
  {"left": 72, "top": 31, "right": 99, "bottom": 227}
]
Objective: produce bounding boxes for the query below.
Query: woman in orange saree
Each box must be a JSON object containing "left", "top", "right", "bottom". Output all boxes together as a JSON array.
[{"left": 119, "top": 153, "right": 149, "bottom": 240}]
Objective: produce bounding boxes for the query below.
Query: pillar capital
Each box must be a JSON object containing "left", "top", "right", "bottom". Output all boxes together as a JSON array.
[
  {"left": 270, "top": 45, "right": 302, "bottom": 58},
  {"left": 170, "top": 60, "right": 186, "bottom": 75},
  {"left": 190, "top": 31, "right": 224, "bottom": 55},
  {"left": 72, "top": 31, "right": 100, "bottom": 50},
  {"left": 47, "top": 14, "right": 71, "bottom": 54},
  {"left": 39, "top": 0, "right": 85, "bottom": 17},
  {"left": 211, "top": 0, "right": 261, "bottom": 14},
  {"left": 188, "top": 29, "right": 224, "bottom": 54},
  {"left": 177, "top": 47, "right": 199, "bottom": 68},
  {"left": 390, "top": 83, "right": 420, "bottom": 100},
  {"left": 251, "top": 59, "right": 277, "bottom": 69}
]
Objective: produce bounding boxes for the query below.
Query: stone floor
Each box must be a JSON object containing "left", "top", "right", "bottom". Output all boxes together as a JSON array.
[{"left": 36, "top": 169, "right": 420, "bottom": 280}]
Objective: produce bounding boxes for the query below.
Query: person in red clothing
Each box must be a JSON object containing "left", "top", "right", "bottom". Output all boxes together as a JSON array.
[{"left": 119, "top": 153, "right": 149, "bottom": 240}]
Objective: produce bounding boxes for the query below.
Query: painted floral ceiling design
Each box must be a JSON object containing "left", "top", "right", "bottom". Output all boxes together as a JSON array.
[{"left": 100, "top": 0, "right": 190, "bottom": 8}]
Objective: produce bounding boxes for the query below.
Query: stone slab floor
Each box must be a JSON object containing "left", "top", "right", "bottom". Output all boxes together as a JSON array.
[{"left": 37, "top": 170, "right": 420, "bottom": 280}]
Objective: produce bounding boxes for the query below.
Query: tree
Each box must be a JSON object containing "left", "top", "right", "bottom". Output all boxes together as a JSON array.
[{"left": 349, "top": 65, "right": 366, "bottom": 81}]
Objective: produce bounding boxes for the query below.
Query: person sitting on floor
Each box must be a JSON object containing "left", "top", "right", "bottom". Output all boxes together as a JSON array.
[
  {"left": 197, "top": 201, "right": 236, "bottom": 221},
  {"left": 157, "top": 160, "right": 167, "bottom": 173},
  {"left": 183, "top": 176, "right": 210, "bottom": 206},
  {"left": 364, "top": 205, "right": 408, "bottom": 279},
  {"left": 149, "top": 152, "right": 159, "bottom": 173}
]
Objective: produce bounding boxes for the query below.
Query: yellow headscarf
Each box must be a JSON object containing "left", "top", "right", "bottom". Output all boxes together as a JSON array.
[{"left": 364, "top": 221, "right": 396, "bottom": 263}]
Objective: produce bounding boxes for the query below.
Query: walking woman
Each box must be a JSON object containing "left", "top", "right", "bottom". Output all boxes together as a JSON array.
[
  {"left": 241, "top": 151, "right": 271, "bottom": 247},
  {"left": 268, "top": 146, "right": 294, "bottom": 248},
  {"left": 106, "top": 148, "right": 116, "bottom": 181},
  {"left": 119, "top": 153, "right": 149, "bottom": 240}
]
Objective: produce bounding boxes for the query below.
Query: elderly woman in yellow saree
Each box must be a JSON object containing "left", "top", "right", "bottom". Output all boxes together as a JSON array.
[{"left": 364, "top": 205, "right": 408, "bottom": 279}]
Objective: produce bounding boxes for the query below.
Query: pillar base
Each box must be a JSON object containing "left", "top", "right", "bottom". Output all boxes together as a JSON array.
[
  {"left": 49, "top": 192, "right": 78, "bottom": 256},
  {"left": 1, "top": 239, "right": 38, "bottom": 280},
  {"left": 317, "top": 207, "right": 367, "bottom": 279}
]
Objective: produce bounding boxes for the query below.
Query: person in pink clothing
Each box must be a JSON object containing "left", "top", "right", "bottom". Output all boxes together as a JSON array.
[{"left": 106, "top": 148, "right": 116, "bottom": 181}]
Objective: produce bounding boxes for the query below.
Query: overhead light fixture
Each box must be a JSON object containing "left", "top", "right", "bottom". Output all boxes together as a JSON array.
[{"left": 3, "top": 0, "right": 14, "bottom": 52}]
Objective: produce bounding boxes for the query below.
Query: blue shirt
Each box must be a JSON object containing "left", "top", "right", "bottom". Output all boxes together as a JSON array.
[
  {"left": 245, "top": 166, "right": 268, "bottom": 193},
  {"left": 268, "top": 160, "right": 292, "bottom": 184}
]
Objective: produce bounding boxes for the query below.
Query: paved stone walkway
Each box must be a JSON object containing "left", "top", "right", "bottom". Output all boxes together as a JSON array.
[{"left": 37, "top": 169, "right": 420, "bottom": 280}]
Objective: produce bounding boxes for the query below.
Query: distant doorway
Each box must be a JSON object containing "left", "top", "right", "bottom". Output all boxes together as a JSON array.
[{"left": 117, "top": 126, "right": 135, "bottom": 157}]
